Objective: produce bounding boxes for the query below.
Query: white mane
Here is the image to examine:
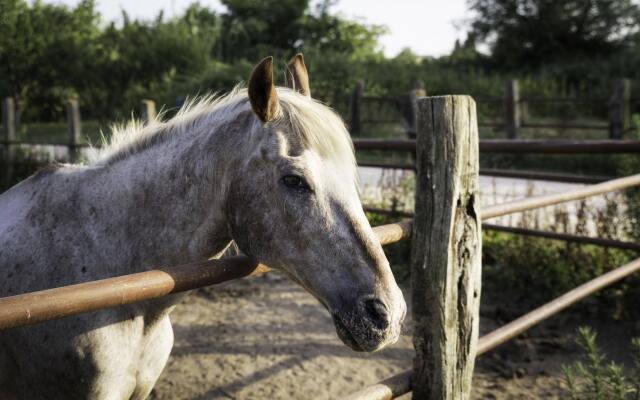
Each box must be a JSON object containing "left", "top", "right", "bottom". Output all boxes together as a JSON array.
[{"left": 89, "top": 87, "right": 356, "bottom": 176}]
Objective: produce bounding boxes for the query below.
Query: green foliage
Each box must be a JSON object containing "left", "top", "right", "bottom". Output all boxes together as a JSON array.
[
  {"left": 483, "top": 230, "right": 639, "bottom": 319},
  {"left": 467, "top": 0, "right": 640, "bottom": 71},
  {"left": 0, "top": 0, "right": 392, "bottom": 123},
  {"left": 3, "top": 0, "right": 640, "bottom": 130},
  {"left": 0, "top": 0, "right": 101, "bottom": 119},
  {"left": 562, "top": 327, "right": 640, "bottom": 400}
]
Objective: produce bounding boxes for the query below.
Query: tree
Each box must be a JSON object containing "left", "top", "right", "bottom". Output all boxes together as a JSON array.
[
  {"left": 0, "top": 0, "right": 101, "bottom": 119},
  {"left": 467, "top": 0, "right": 640, "bottom": 70},
  {"left": 0, "top": 0, "right": 391, "bottom": 120},
  {"left": 219, "top": 0, "right": 308, "bottom": 61}
]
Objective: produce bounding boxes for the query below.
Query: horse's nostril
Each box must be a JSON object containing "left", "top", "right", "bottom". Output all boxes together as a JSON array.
[{"left": 363, "top": 298, "right": 390, "bottom": 330}]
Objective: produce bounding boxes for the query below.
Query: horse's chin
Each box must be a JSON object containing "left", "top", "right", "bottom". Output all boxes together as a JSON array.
[{"left": 331, "top": 313, "right": 398, "bottom": 352}]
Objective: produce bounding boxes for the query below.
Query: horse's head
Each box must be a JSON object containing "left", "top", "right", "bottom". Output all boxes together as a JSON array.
[{"left": 226, "top": 55, "right": 405, "bottom": 352}]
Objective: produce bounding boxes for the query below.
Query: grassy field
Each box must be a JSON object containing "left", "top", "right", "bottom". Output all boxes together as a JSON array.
[{"left": 14, "top": 121, "right": 111, "bottom": 144}]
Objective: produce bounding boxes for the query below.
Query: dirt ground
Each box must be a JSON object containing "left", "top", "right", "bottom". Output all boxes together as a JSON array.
[{"left": 150, "top": 270, "right": 634, "bottom": 400}]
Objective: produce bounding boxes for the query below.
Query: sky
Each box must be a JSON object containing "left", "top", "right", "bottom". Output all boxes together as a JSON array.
[{"left": 40, "top": 0, "right": 470, "bottom": 57}]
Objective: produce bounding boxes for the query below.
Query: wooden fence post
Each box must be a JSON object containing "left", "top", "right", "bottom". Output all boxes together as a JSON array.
[
  {"left": 504, "top": 79, "right": 520, "bottom": 139},
  {"left": 66, "top": 98, "right": 82, "bottom": 162},
  {"left": 404, "top": 82, "right": 427, "bottom": 139},
  {"left": 2, "top": 97, "right": 16, "bottom": 189},
  {"left": 412, "top": 95, "right": 482, "bottom": 400},
  {"left": 350, "top": 80, "right": 364, "bottom": 135},
  {"left": 609, "top": 78, "right": 631, "bottom": 139},
  {"left": 140, "top": 99, "right": 157, "bottom": 124}
]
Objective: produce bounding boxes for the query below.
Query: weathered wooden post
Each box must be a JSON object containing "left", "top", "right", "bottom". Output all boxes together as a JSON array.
[
  {"left": 2, "top": 97, "right": 16, "bottom": 189},
  {"left": 140, "top": 99, "right": 157, "bottom": 124},
  {"left": 403, "top": 82, "right": 427, "bottom": 139},
  {"left": 350, "top": 80, "right": 364, "bottom": 135},
  {"left": 66, "top": 98, "right": 82, "bottom": 162},
  {"left": 609, "top": 78, "right": 631, "bottom": 139},
  {"left": 412, "top": 95, "right": 482, "bottom": 400},
  {"left": 504, "top": 79, "right": 520, "bottom": 139}
]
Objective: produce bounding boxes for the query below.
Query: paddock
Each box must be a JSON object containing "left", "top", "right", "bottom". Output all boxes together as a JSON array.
[{"left": 2, "top": 94, "right": 640, "bottom": 399}]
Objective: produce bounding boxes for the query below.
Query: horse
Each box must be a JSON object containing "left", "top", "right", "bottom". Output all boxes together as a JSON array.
[{"left": 0, "top": 55, "right": 406, "bottom": 399}]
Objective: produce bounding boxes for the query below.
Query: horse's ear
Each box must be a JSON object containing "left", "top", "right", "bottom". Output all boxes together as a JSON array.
[
  {"left": 284, "top": 53, "right": 311, "bottom": 98},
  {"left": 248, "top": 56, "right": 280, "bottom": 122}
]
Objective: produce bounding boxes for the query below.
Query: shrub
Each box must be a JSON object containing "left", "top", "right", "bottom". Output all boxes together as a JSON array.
[{"left": 563, "top": 327, "right": 640, "bottom": 400}]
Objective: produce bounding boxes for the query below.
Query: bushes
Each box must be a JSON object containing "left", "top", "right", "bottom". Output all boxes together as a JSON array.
[
  {"left": 482, "top": 231, "right": 639, "bottom": 319},
  {"left": 563, "top": 327, "right": 640, "bottom": 400}
]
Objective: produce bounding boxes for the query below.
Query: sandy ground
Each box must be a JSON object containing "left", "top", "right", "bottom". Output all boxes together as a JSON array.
[{"left": 148, "top": 269, "right": 634, "bottom": 400}]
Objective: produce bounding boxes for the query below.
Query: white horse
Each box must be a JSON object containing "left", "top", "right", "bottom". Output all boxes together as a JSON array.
[{"left": 0, "top": 55, "right": 406, "bottom": 399}]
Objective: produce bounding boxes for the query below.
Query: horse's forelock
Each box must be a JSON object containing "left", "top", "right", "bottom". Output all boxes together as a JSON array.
[{"left": 276, "top": 89, "right": 357, "bottom": 183}]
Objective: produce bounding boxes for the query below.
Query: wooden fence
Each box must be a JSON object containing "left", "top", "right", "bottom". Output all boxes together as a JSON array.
[
  {"left": 2, "top": 94, "right": 640, "bottom": 399},
  {"left": 1, "top": 97, "right": 157, "bottom": 188},
  {"left": 3, "top": 82, "right": 640, "bottom": 188},
  {"left": 347, "top": 78, "right": 637, "bottom": 140}
]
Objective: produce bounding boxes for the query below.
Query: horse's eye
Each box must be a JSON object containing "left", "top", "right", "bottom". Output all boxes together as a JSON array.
[{"left": 281, "top": 175, "right": 311, "bottom": 192}]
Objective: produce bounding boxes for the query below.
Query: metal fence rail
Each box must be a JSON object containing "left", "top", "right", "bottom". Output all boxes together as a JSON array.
[
  {"left": 365, "top": 208, "right": 640, "bottom": 252},
  {"left": 482, "top": 174, "right": 640, "bottom": 219},
  {"left": 483, "top": 224, "right": 640, "bottom": 251},
  {"left": 4, "top": 174, "right": 634, "bottom": 331},
  {"left": 0, "top": 222, "right": 413, "bottom": 331},
  {"left": 358, "top": 161, "right": 613, "bottom": 184},
  {"left": 353, "top": 138, "right": 640, "bottom": 153},
  {"left": 345, "top": 257, "right": 640, "bottom": 400},
  {"left": 344, "top": 172, "right": 640, "bottom": 399},
  {"left": 4, "top": 91, "right": 640, "bottom": 398}
]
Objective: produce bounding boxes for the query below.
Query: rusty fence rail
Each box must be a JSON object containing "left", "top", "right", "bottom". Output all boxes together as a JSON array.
[
  {"left": 0, "top": 222, "right": 413, "bottom": 331},
  {"left": 344, "top": 173, "right": 640, "bottom": 400},
  {"left": 4, "top": 95, "right": 640, "bottom": 398},
  {"left": 1, "top": 173, "right": 638, "bottom": 330},
  {"left": 358, "top": 161, "right": 613, "bottom": 184},
  {"left": 1, "top": 167, "right": 639, "bottom": 399},
  {"left": 364, "top": 208, "right": 640, "bottom": 252},
  {"left": 353, "top": 138, "right": 640, "bottom": 153},
  {"left": 345, "top": 256, "right": 640, "bottom": 400}
]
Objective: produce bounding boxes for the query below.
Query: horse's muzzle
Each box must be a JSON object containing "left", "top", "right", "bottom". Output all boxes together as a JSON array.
[{"left": 331, "top": 294, "right": 406, "bottom": 352}]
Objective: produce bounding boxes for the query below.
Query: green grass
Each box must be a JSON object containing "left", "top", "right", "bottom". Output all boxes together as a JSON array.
[{"left": 16, "top": 121, "right": 111, "bottom": 144}]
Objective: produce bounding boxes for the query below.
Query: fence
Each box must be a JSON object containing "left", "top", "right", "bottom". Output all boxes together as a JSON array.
[
  {"left": 346, "top": 78, "right": 638, "bottom": 140},
  {"left": 2, "top": 94, "right": 640, "bottom": 399},
  {"left": 1, "top": 97, "right": 157, "bottom": 188},
  {"left": 4, "top": 84, "right": 640, "bottom": 188}
]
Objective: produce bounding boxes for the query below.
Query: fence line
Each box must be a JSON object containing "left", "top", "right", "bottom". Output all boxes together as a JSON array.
[
  {"left": 362, "top": 173, "right": 640, "bottom": 248},
  {"left": 482, "top": 173, "right": 640, "bottom": 219},
  {"left": 358, "top": 161, "right": 612, "bottom": 184},
  {"left": 362, "top": 173, "right": 640, "bottom": 238},
  {"left": 0, "top": 222, "right": 412, "bottom": 331},
  {"left": 478, "top": 169, "right": 612, "bottom": 184},
  {"left": 349, "top": 172, "right": 640, "bottom": 399},
  {"left": 477, "top": 256, "right": 640, "bottom": 353},
  {"left": 343, "top": 370, "right": 413, "bottom": 400},
  {"left": 2, "top": 97, "right": 16, "bottom": 188},
  {"left": 347, "top": 77, "right": 635, "bottom": 139},
  {"left": 345, "top": 256, "right": 640, "bottom": 400},
  {"left": 3, "top": 90, "right": 640, "bottom": 398},
  {"left": 353, "top": 138, "right": 640, "bottom": 153},
  {"left": 365, "top": 208, "right": 640, "bottom": 252},
  {"left": 483, "top": 224, "right": 640, "bottom": 251}
]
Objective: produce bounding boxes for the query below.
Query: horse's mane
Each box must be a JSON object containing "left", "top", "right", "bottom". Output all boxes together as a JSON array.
[{"left": 89, "top": 87, "right": 356, "bottom": 176}]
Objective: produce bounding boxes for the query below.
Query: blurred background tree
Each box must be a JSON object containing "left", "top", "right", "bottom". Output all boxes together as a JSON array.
[{"left": 1, "top": 0, "right": 639, "bottom": 121}]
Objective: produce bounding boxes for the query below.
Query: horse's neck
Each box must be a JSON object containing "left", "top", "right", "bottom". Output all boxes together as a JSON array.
[{"left": 85, "top": 114, "right": 251, "bottom": 273}]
